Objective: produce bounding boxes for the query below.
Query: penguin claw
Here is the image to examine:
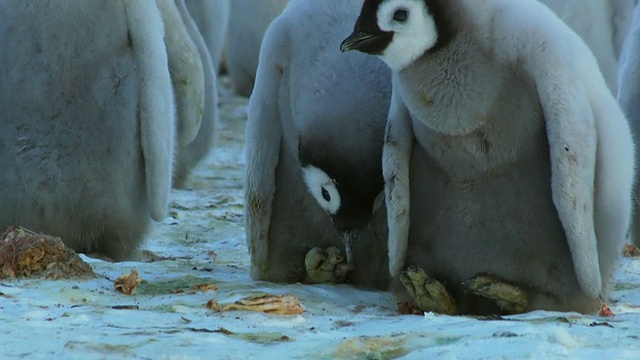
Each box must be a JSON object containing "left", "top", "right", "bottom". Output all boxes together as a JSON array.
[
  {"left": 462, "top": 275, "right": 529, "bottom": 314},
  {"left": 399, "top": 266, "right": 456, "bottom": 315},
  {"left": 304, "top": 247, "right": 352, "bottom": 284}
]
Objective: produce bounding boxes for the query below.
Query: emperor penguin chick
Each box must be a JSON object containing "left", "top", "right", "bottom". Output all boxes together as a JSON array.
[
  {"left": 185, "top": 0, "right": 230, "bottom": 72},
  {"left": 245, "top": 0, "right": 391, "bottom": 288},
  {"left": 617, "top": 2, "right": 640, "bottom": 246},
  {"left": 226, "top": 0, "right": 288, "bottom": 96},
  {"left": 0, "top": 0, "right": 175, "bottom": 260},
  {"left": 342, "top": 0, "right": 635, "bottom": 314}
]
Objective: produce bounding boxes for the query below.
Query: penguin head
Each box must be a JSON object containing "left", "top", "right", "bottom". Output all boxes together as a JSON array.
[
  {"left": 301, "top": 165, "right": 342, "bottom": 216},
  {"left": 298, "top": 139, "right": 383, "bottom": 233},
  {"left": 301, "top": 164, "right": 378, "bottom": 233},
  {"left": 340, "top": 0, "right": 439, "bottom": 71}
]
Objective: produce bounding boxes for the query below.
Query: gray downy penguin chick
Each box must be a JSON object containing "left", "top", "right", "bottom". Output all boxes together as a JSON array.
[
  {"left": 171, "top": 0, "right": 219, "bottom": 188},
  {"left": 185, "top": 0, "right": 230, "bottom": 72},
  {"left": 226, "top": 0, "right": 288, "bottom": 96},
  {"left": 540, "top": 0, "right": 636, "bottom": 94},
  {"left": 245, "top": 0, "right": 391, "bottom": 289},
  {"left": 342, "top": 0, "right": 635, "bottom": 314},
  {"left": 618, "top": 2, "right": 640, "bottom": 246},
  {"left": 0, "top": 0, "right": 175, "bottom": 260}
]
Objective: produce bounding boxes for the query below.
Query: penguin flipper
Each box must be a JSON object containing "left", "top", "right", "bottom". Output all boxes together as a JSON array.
[
  {"left": 383, "top": 83, "right": 414, "bottom": 278},
  {"left": 125, "top": 0, "right": 175, "bottom": 222},
  {"left": 156, "top": 0, "right": 205, "bottom": 146},
  {"left": 497, "top": 7, "right": 602, "bottom": 297},
  {"left": 542, "top": 79, "right": 601, "bottom": 299},
  {"left": 172, "top": 0, "right": 219, "bottom": 187},
  {"left": 244, "top": 18, "right": 289, "bottom": 280}
]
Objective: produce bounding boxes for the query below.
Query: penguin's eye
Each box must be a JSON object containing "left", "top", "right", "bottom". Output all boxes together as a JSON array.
[
  {"left": 393, "top": 9, "right": 408, "bottom": 22},
  {"left": 321, "top": 187, "right": 331, "bottom": 202}
]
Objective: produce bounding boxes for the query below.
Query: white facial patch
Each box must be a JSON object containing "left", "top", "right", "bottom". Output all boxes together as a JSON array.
[
  {"left": 377, "top": 0, "right": 438, "bottom": 71},
  {"left": 301, "top": 165, "right": 341, "bottom": 215}
]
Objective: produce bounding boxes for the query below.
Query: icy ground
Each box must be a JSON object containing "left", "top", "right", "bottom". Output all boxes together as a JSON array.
[{"left": 2, "top": 82, "right": 640, "bottom": 359}]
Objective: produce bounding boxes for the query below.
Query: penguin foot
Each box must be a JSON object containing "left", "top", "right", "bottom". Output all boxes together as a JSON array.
[
  {"left": 462, "top": 275, "right": 529, "bottom": 314},
  {"left": 399, "top": 266, "right": 456, "bottom": 315},
  {"left": 304, "top": 247, "right": 352, "bottom": 284}
]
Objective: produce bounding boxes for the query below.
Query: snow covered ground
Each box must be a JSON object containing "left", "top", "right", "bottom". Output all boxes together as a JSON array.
[{"left": 2, "top": 81, "right": 640, "bottom": 359}]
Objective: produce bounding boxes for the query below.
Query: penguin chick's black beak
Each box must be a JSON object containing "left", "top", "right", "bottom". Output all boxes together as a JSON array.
[
  {"left": 340, "top": 29, "right": 393, "bottom": 54},
  {"left": 340, "top": 32, "right": 382, "bottom": 52}
]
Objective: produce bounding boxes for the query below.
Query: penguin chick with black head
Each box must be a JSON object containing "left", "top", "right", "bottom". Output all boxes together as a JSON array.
[
  {"left": 298, "top": 137, "right": 384, "bottom": 234},
  {"left": 298, "top": 132, "right": 389, "bottom": 279},
  {"left": 342, "top": 0, "right": 635, "bottom": 315},
  {"left": 245, "top": 0, "right": 391, "bottom": 289}
]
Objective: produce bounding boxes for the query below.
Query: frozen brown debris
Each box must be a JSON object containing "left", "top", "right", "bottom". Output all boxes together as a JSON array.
[
  {"left": 114, "top": 269, "right": 141, "bottom": 295},
  {"left": 0, "top": 227, "right": 95, "bottom": 279},
  {"left": 598, "top": 303, "right": 615, "bottom": 317},
  {"left": 192, "top": 283, "right": 219, "bottom": 292},
  {"left": 207, "top": 294, "right": 304, "bottom": 315},
  {"left": 623, "top": 244, "right": 640, "bottom": 257}
]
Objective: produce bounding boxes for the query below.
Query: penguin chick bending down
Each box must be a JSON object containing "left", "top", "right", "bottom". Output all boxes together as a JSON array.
[
  {"left": 0, "top": 0, "right": 175, "bottom": 260},
  {"left": 617, "top": 2, "right": 640, "bottom": 246},
  {"left": 342, "top": 0, "right": 635, "bottom": 314},
  {"left": 245, "top": 0, "right": 391, "bottom": 289}
]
